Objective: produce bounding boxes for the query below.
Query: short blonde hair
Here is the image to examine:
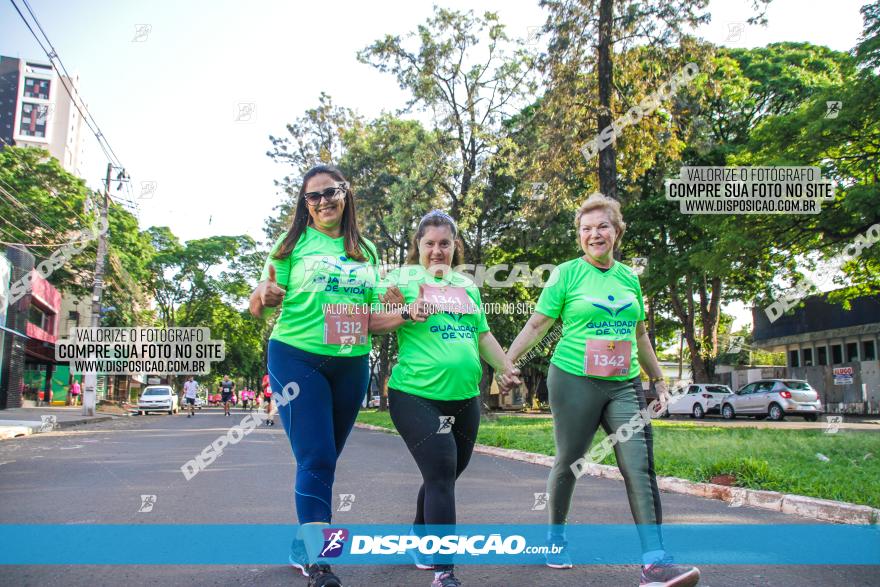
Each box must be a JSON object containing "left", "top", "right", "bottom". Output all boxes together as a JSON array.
[{"left": 575, "top": 192, "right": 626, "bottom": 249}]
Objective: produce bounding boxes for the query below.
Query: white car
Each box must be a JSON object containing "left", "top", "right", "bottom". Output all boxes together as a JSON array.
[
  {"left": 138, "top": 385, "right": 179, "bottom": 415},
  {"left": 667, "top": 383, "right": 733, "bottom": 419}
]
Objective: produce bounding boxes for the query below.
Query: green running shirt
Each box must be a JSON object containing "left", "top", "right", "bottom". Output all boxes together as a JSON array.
[
  {"left": 380, "top": 265, "right": 490, "bottom": 400},
  {"left": 535, "top": 258, "right": 645, "bottom": 380},
  {"left": 260, "top": 227, "right": 379, "bottom": 357}
]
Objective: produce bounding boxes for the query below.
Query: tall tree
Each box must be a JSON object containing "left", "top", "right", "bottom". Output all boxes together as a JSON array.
[
  {"left": 358, "top": 7, "right": 537, "bottom": 264},
  {"left": 264, "top": 93, "right": 362, "bottom": 242}
]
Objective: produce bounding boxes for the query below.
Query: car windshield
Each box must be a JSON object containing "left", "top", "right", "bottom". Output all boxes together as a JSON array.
[
  {"left": 782, "top": 380, "right": 811, "bottom": 390},
  {"left": 144, "top": 388, "right": 171, "bottom": 396},
  {"left": 706, "top": 385, "right": 731, "bottom": 394}
]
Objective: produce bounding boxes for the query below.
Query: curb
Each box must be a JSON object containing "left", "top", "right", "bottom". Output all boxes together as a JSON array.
[
  {"left": 0, "top": 425, "right": 33, "bottom": 440},
  {"left": 56, "top": 416, "right": 114, "bottom": 429},
  {"left": 354, "top": 422, "right": 880, "bottom": 525},
  {"left": 0, "top": 416, "right": 114, "bottom": 441}
]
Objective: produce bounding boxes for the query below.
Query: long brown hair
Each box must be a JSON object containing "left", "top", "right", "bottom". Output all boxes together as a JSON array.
[
  {"left": 272, "top": 165, "right": 375, "bottom": 263},
  {"left": 405, "top": 210, "right": 464, "bottom": 266}
]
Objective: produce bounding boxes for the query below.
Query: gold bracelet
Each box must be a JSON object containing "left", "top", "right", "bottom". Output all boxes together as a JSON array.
[{"left": 649, "top": 376, "right": 665, "bottom": 383}]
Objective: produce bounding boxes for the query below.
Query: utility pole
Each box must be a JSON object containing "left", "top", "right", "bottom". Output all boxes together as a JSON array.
[{"left": 82, "top": 163, "right": 124, "bottom": 416}]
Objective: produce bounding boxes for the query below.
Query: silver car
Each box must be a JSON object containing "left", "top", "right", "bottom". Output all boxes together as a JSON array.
[
  {"left": 721, "top": 379, "right": 823, "bottom": 421},
  {"left": 667, "top": 383, "right": 733, "bottom": 419}
]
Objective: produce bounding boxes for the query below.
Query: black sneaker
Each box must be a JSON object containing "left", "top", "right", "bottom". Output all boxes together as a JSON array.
[
  {"left": 640, "top": 555, "right": 700, "bottom": 586},
  {"left": 306, "top": 563, "right": 342, "bottom": 587},
  {"left": 431, "top": 571, "right": 461, "bottom": 587}
]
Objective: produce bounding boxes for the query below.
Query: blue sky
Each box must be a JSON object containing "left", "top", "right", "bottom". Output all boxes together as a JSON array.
[{"left": 0, "top": 0, "right": 871, "bottom": 329}]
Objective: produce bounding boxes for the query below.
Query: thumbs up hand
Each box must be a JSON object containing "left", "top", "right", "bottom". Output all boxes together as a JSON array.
[{"left": 260, "top": 264, "right": 287, "bottom": 307}]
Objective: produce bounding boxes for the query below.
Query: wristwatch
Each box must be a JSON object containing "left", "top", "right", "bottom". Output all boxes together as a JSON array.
[{"left": 401, "top": 307, "right": 412, "bottom": 321}]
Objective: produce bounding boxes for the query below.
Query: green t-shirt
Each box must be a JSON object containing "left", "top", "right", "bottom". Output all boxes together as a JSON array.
[
  {"left": 381, "top": 265, "right": 490, "bottom": 400},
  {"left": 260, "top": 227, "right": 378, "bottom": 357},
  {"left": 535, "top": 258, "right": 645, "bottom": 380}
]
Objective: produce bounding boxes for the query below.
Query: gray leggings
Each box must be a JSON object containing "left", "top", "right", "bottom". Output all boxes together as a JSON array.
[{"left": 546, "top": 364, "right": 663, "bottom": 553}]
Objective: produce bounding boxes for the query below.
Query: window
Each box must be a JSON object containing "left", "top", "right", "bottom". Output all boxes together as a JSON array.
[
  {"left": 864, "top": 341, "right": 877, "bottom": 361},
  {"left": 755, "top": 381, "right": 775, "bottom": 393},
  {"left": 817, "top": 346, "right": 828, "bottom": 366},
  {"left": 687, "top": 385, "right": 700, "bottom": 394},
  {"left": 738, "top": 383, "right": 755, "bottom": 395},
  {"left": 23, "top": 77, "right": 50, "bottom": 99},
  {"left": 19, "top": 102, "right": 49, "bottom": 137},
  {"left": 831, "top": 344, "right": 843, "bottom": 364},
  {"left": 802, "top": 348, "right": 813, "bottom": 366},
  {"left": 846, "top": 342, "right": 859, "bottom": 362},
  {"left": 789, "top": 349, "right": 800, "bottom": 367},
  {"left": 706, "top": 385, "right": 732, "bottom": 394},
  {"left": 143, "top": 387, "right": 171, "bottom": 396},
  {"left": 28, "top": 305, "right": 47, "bottom": 330}
]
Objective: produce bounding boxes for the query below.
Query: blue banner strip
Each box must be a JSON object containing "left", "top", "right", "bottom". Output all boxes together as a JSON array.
[{"left": 1, "top": 524, "right": 877, "bottom": 565}]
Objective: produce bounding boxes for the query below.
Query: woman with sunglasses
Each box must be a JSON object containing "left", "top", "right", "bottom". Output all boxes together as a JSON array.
[
  {"left": 250, "top": 165, "right": 383, "bottom": 587},
  {"left": 505, "top": 193, "right": 700, "bottom": 587},
  {"left": 370, "top": 210, "right": 522, "bottom": 587}
]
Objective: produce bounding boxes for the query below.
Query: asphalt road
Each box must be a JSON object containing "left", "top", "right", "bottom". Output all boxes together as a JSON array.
[{"left": 0, "top": 407, "right": 876, "bottom": 586}]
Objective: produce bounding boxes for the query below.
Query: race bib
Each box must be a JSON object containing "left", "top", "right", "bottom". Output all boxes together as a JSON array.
[
  {"left": 419, "top": 283, "right": 477, "bottom": 314},
  {"left": 323, "top": 305, "right": 368, "bottom": 345},
  {"left": 584, "top": 339, "right": 631, "bottom": 377}
]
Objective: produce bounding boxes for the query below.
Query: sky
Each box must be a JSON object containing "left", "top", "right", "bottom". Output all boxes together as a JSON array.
[{"left": 0, "top": 0, "right": 871, "bottom": 331}]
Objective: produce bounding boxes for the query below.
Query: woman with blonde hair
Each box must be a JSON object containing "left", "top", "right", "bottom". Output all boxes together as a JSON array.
[{"left": 505, "top": 193, "right": 700, "bottom": 587}]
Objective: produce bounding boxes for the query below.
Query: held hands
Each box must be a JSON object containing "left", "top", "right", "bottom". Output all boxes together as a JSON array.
[
  {"left": 654, "top": 379, "right": 670, "bottom": 407},
  {"left": 259, "top": 265, "right": 286, "bottom": 308},
  {"left": 496, "top": 362, "right": 522, "bottom": 394}
]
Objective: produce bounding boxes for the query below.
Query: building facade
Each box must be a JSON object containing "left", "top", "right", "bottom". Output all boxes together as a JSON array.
[
  {"left": 752, "top": 293, "right": 880, "bottom": 414},
  {"left": 0, "top": 55, "right": 86, "bottom": 175}
]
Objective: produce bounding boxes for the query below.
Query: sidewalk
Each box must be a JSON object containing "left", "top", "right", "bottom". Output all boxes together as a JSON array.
[{"left": 0, "top": 406, "right": 118, "bottom": 440}]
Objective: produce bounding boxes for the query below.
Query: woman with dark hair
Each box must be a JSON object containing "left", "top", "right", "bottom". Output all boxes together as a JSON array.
[
  {"left": 370, "top": 210, "right": 521, "bottom": 587},
  {"left": 250, "top": 165, "right": 384, "bottom": 587},
  {"left": 505, "top": 193, "right": 700, "bottom": 587}
]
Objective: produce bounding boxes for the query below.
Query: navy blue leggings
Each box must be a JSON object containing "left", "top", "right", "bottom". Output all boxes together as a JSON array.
[{"left": 267, "top": 339, "right": 369, "bottom": 524}]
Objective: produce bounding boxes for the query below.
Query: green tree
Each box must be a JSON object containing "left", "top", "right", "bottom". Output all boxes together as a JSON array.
[
  {"left": 264, "top": 93, "right": 362, "bottom": 242},
  {"left": 358, "top": 6, "right": 537, "bottom": 264}
]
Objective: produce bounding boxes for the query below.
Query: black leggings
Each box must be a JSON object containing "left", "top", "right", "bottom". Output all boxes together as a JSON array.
[{"left": 388, "top": 388, "right": 480, "bottom": 528}]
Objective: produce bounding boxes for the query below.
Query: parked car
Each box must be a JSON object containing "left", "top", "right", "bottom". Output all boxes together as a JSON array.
[
  {"left": 137, "top": 385, "right": 179, "bottom": 415},
  {"left": 367, "top": 395, "right": 381, "bottom": 408},
  {"left": 667, "top": 383, "right": 733, "bottom": 419},
  {"left": 721, "top": 379, "right": 823, "bottom": 421},
  {"left": 194, "top": 396, "right": 206, "bottom": 409}
]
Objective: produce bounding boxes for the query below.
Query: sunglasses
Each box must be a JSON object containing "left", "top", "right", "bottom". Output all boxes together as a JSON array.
[{"left": 303, "top": 185, "right": 347, "bottom": 207}]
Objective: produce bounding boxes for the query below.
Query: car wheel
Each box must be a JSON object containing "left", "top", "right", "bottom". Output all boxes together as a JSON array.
[
  {"left": 804, "top": 414, "right": 818, "bottom": 422},
  {"left": 722, "top": 404, "right": 735, "bottom": 420},
  {"left": 768, "top": 403, "right": 784, "bottom": 421},
  {"left": 138, "top": 410, "right": 144, "bottom": 416},
  {"left": 168, "top": 409, "right": 173, "bottom": 415},
  {"left": 692, "top": 404, "right": 705, "bottom": 419}
]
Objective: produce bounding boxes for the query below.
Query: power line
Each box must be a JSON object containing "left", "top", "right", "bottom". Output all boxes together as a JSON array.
[
  {"left": 0, "top": 182, "right": 65, "bottom": 238},
  {"left": 7, "top": 0, "right": 115, "bottom": 166},
  {"left": 0, "top": 138, "right": 97, "bottom": 227},
  {"left": 8, "top": 0, "right": 138, "bottom": 218}
]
